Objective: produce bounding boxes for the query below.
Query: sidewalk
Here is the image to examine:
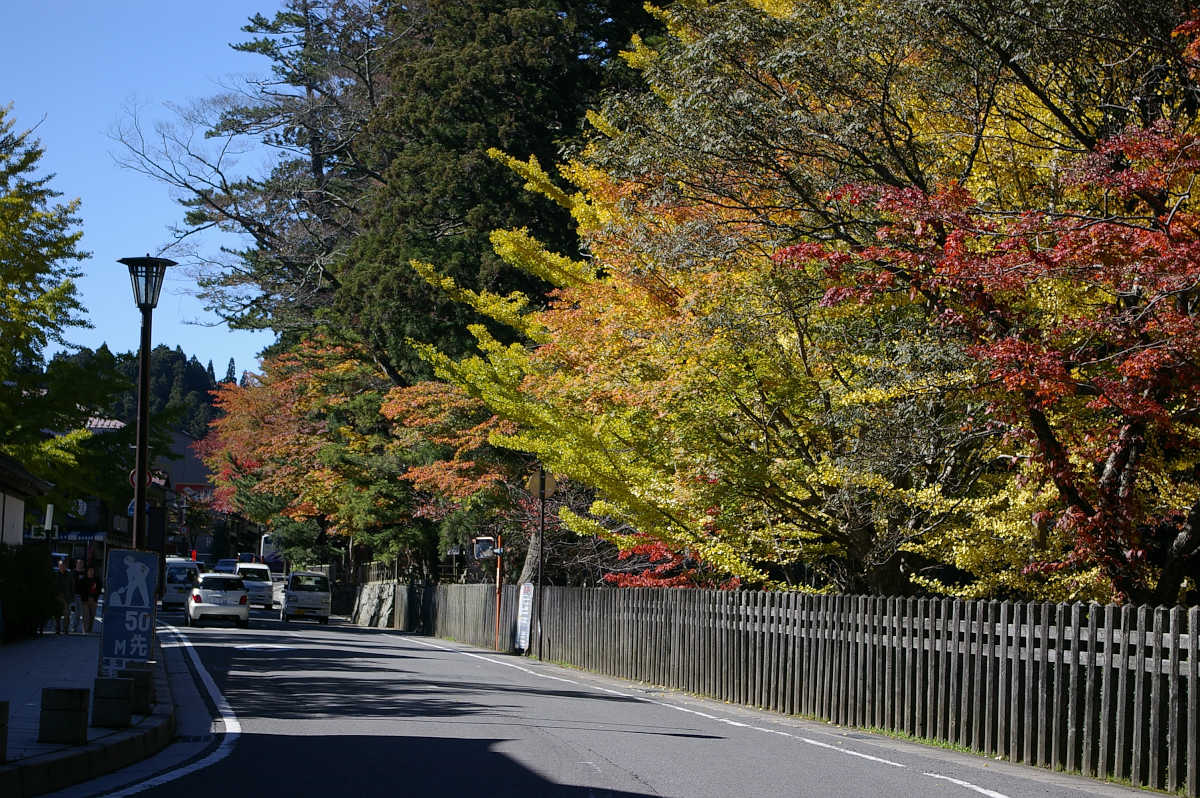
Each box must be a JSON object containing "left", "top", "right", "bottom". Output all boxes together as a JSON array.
[{"left": 0, "top": 630, "right": 176, "bottom": 797}]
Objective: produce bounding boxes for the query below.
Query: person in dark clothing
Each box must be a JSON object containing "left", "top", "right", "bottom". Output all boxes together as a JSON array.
[
  {"left": 53, "top": 559, "right": 75, "bottom": 634},
  {"left": 75, "top": 565, "right": 101, "bottom": 633}
]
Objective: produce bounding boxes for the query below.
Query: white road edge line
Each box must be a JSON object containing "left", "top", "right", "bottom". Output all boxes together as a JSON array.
[
  {"left": 104, "top": 624, "right": 242, "bottom": 797},
  {"left": 409, "top": 636, "right": 1016, "bottom": 796},
  {"left": 923, "top": 772, "right": 1011, "bottom": 798}
]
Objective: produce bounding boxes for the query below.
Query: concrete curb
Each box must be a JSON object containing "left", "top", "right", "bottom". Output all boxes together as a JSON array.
[{"left": 0, "top": 646, "right": 175, "bottom": 798}]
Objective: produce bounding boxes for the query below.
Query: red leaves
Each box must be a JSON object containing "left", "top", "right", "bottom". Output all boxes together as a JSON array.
[
  {"left": 1071, "top": 121, "right": 1200, "bottom": 201},
  {"left": 971, "top": 338, "right": 1073, "bottom": 406},
  {"left": 603, "top": 535, "right": 738, "bottom": 589},
  {"left": 791, "top": 125, "right": 1200, "bottom": 599}
]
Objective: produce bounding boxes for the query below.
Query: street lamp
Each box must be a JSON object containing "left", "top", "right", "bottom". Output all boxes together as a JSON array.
[{"left": 119, "top": 255, "right": 175, "bottom": 549}]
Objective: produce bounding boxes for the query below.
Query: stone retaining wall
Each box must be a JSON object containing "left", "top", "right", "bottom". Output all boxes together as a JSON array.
[{"left": 350, "top": 581, "right": 395, "bottom": 628}]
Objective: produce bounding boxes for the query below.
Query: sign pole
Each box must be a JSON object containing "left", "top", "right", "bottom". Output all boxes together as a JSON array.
[
  {"left": 536, "top": 469, "right": 545, "bottom": 660},
  {"left": 494, "top": 531, "right": 502, "bottom": 651}
]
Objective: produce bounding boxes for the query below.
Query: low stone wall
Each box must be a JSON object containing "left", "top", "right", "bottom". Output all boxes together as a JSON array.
[{"left": 350, "top": 582, "right": 395, "bottom": 628}]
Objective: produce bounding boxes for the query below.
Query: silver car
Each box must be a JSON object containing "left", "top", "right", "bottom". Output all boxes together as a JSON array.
[
  {"left": 235, "top": 563, "right": 274, "bottom": 608},
  {"left": 280, "top": 571, "right": 332, "bottom": 624},
  {"left": 162, "top": 559, "right": 200, "bottom": 610},
  {"left": 186, "top": 574, "right": 250, "bottom": 628}
]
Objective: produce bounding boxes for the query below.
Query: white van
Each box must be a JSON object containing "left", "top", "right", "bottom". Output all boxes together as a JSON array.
[
  {"left": 280, "top": 571, "right": 331, "bottom": 624},
  {"left": 163, "top": 558, "right": 200, "bottom": 610},
  {"left": 235, "top": 562, "right": 274, "bottom": 608}
]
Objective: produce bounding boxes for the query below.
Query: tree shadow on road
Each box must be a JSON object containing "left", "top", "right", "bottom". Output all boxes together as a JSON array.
[{"left": 137, "top": 733, "right": 665, "bottom": 797}]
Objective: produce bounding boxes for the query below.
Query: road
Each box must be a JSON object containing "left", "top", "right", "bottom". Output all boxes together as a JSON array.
[{"left": 54, "top": 610, "right": 1148, "bottom": 798}]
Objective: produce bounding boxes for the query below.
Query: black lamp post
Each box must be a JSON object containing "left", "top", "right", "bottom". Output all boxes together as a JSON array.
[{"left": 119, "top": 255, "right": 175, "bottom": 549}]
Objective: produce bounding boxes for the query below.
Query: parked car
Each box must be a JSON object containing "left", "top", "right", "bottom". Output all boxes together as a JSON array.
[
  {"left": 279, "top": 571, "right": 331, "bottom": 624},
  {"left": 186, "top": 573, "right": 250, "bottom": 628},
  {"left": 235, "top": 562, "right": 273, "bottom": 608},
  {"left": 162, "top": 558, "right": 200, "bottom": 610},
  {"left": 214, "top": 558, "right": 238, "bottom": 574}
]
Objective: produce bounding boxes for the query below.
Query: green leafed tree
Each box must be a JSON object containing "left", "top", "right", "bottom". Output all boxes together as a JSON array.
[
  {"left": 114, "top": 0, "right": 395, "bottom": 338},
  {"left": 0, "top": 105, "right": 93, "bottom": 476},
  {"left": 338, "top": 0, "right": 655, "bottom": 384}
]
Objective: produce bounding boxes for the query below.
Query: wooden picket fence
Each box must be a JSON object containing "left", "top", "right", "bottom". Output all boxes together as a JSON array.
[{"left": 387, "top": 583, "right": 1199, "bottom": 795}]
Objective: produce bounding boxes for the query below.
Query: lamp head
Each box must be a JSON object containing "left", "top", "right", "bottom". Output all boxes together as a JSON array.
[{"left": 119, "top": 255, "right": 176, "bottom": 310}]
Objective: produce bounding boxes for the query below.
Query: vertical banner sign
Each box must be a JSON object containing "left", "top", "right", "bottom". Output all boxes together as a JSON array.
[
  {"left": 100, "top": 549, "right": 158, "bottom": 676},
  {"left": 516, "top": 583, "right": 535, "bottom": 650}
]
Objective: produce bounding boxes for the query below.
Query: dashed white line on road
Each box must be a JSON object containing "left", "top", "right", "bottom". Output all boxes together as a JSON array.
[
  {"left": 405, "top": 635, "right": 1012, "bottom": 797},
  {"left": 923, "top": 772, "right": 1010, "bottom": 798}
]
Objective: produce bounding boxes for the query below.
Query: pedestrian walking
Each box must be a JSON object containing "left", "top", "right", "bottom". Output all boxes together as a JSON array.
[
  {"left": 75, "top": 564, "right": 101, "bottom": 633},
  {"left": 52, "top": 559, "right": 75, "bottom": 634}
]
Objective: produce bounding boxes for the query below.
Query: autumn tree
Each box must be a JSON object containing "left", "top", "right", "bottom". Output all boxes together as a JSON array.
[
  {"left": 794, "top": 120, "right": 1200, "bottom": 605},
  {"left": 380, "top": 380, "right": 622, "bottom": 584},
  {"left": 200, "top": 337, "right": 437, "bottom": 572},
  {"left": 409, "top": 0, "right": 1200, "bottom": 599}
]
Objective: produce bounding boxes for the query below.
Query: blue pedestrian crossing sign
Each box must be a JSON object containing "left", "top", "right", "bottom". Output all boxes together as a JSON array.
[{"left": 100, "top": 549, "right": 159, "bottom": 675}]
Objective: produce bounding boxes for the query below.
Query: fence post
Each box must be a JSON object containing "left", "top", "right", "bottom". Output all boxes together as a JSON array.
[
  {"left": 963, "top": 599, "right": 976, "bottom": 747},
  {"left": 1150, "top": 606, "right": 1165, "bottom": 790},
  {"left": 997, "top": 600, "right": 1011, "bottom": 759},
  {"left": 1133, "top": 604, "right": 1149, "bottom": 785},
  {"left": 1187, "top": 605, "right": 1198, "bottom": 798},
  {"left": 914, "top": 598, "right": 926, "bottom": 738},
  {"left": 1050, "top": 602, "right": 1066, "bottom": 770},
  {"left": 1012, "top": 600, "right": 1032, "bottom": 763},
  {"left": 1036, "top": 601, "right": 1051, "bottom": 765},
  {"left": 1083, "top": 602, "right": 1100, "bottom": 776},
  {"left": 1168, "top": 606, "right": 1182, "bottom": 793},
  {"left": 1098, "top": 603, "right": 1116, "bottom": 781},
  {"left": 985, "top": 600, "right": 999, "bottom": 754}
]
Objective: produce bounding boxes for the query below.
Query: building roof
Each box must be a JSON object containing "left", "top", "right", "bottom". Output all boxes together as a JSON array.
[
  {"left": 86, "top": 417, "right": 127, "bottom": 432},
  {"left": 0, "top": 453, "right": 52, "bottom": 497}
]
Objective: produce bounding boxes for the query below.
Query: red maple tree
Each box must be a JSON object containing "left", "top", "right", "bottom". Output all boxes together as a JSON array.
[{"left": 779, "top": 122, "right": 1200, "bottom": 603}]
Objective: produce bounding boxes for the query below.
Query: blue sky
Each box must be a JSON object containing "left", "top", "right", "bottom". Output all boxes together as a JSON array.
[{"left": 3, "top": 1, "right": 281, "bottom": 378}]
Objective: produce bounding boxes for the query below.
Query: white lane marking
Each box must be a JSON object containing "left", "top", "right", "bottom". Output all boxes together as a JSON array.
[
  {"left": 408, "top": 637, "right": 1017, "bottom": 795},
  {"left": 104, "top": 623, "right": 241, "bottom": 797},
  {"left": 233, "top": 644, "right": 297, "bottom": 650},
  {"left": 923, "top": 772, "right": 1010, "bottom": 798},
  {"left": 405, "top": 637, "right": 909, "bottom": 768}
]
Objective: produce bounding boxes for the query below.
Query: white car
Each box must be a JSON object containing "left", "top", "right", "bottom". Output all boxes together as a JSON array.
[
  {"left": 186, "top": 573, "right": 250, "bottom": 628},
  {"left": 235, "top": 562, "right": 274, "bottom": 608},
  {"left": 162, "top": 558, "right": 200, "bottom": 611},
  {"left": 280, "top": 571, "right": 332, "bottom": 624}
]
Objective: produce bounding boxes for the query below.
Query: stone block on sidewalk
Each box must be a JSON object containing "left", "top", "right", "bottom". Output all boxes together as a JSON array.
[
  {"left": 92, "top": 677, "right": 134, "bottom": 728},
  {"left": 0, "top": 699, "right": 8, "bottom": 763},
  {"left": 38, "top": 687, "right": 89, "bottom": 744},
  {"left": 118, "top": 666, "right": 154, "bottom": 714}
]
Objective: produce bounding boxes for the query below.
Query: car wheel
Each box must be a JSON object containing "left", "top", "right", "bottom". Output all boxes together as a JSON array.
[
  {"left": 319, "top": 616, "right": 329, "bottom": 625},
  {"left": 184, "top": 611, "right": 193, "bottom": 627},
  {"left": 237, "top": 618, "right": 249, "bottom": 629}
]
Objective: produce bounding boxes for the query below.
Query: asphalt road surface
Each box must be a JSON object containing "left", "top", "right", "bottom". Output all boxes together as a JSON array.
[{"left": 57, "top": 611, "right": 1151, "bottom": 798}]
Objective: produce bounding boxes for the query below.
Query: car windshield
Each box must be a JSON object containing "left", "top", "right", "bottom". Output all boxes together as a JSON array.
[
  {"left": 290, "top": 575, "right": 329, "bottom": 592},
  {"left": 239, "top": 569, "right": 270, "bottom": 582},
  {"left": 200, "top": 576, "right": 244, "bottom": 591},
  {"left": 166, "top": 568, "right": 196, "bottom": 585}
]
